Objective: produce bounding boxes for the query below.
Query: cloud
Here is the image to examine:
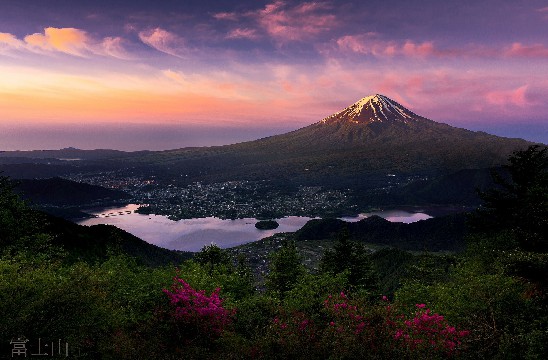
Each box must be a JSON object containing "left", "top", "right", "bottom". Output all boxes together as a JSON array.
[
  {"left": 162, "top": 69, "right": 187, "bottom": 84},
  {"left": 99, "top": 36, "right": 132, "bottom": 59},
  {"left": 504, "top": 43, "right": 548, "bottom": 58},
  {"left": 336, "top": 34, "right": 396, "bottom": 56},
  {"left": 214, "top": 1, "right": 336, "bottom": 43},
  {"left": 0, "top": 28, "right": 131, "bottom": 58},
  {"left": 226, "top": 28, "right": 260, "bottom": 40},
  {"left": 336, "top": 34, "right": 548, "bottom": 60},
  {"left": 24, "top": 27, "right": 89, "bottom": 56},
  {"left": 256, "top": 1, "right": 336, "bottom": 42},
  {"left": 401, "top": 41, "right": 437, "bottom": 57},
  {"left": 0, "top": 32, "right": 25, "bottom": 50},
  {"left": 212, "top": 12, "right": 239, "bottom": 21},
  {"left": 537, "top": 6, "right": 548, "bottom": 19},
  {"left": 486, "top": 85, "right": 531, "bottom": 107},
  {"left": 336, "top": 34, "right": 441, "bottom": 58},
  {"left": 138, "top": 28, "right": 186, "bottom": 57}
]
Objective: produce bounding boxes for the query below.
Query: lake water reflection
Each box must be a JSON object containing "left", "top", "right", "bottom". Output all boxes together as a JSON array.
[{"left": 77, "top": 204, "right": 432, "bottom": 252}]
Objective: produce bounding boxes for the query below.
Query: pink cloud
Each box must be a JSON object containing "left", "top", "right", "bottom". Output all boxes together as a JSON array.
[
  {"left": 537, "top": 6, "right": 548, "bottom": 19},
  {"left": 213, "top": 12, "right": 239, "bottom": 21},
  {"left": 336, "top": 33, "right": 548, "bottom": 60},
  {"left": 504, "top": 43, "right": 548, "bottom": 58},
  {"left": 336, "top": 34, "right": 381, "bottom": 54},
  {"left": 336, "top": 34, "right": 445, "bottom": 58},
  {"left": 257, "top": 1, "right": 336, "bottom": 42},
  {"left": 401, "top": 41, "right": 436, "bottom": 57},
  {"left": 97, "top": 36, "right": 132, "bottom": 59},
  {"left": 216, "top": 1, "right": 336, "bottom": 43},
  {"left": 226, "top": 28, "right": 260, "bottom": 40},
  {"left": 138, "top": 28, "right": 186, "bottom": 57},
  {"left": 486, "top": 85, "right": 531, "bottom": 107}
]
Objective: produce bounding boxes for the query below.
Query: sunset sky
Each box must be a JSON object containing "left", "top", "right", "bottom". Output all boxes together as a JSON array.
[{"left": 1, "top": 0, "right": 547, "bottom": 150}]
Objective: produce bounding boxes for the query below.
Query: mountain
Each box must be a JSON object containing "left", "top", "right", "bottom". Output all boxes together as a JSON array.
[
  {"left": 0, "top": 95, "right": 535, "bottom": 208},
  {"left": 133, "top": 94, "right": 531, "bottom": 186},
  {"left": 320, "top": 94, "right": 426, "bottom": 124}
]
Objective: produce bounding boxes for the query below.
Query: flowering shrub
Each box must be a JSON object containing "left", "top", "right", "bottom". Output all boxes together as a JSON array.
[
  {"left": 321, "top": 292, "right": 390, "bottom": 357},
  {"left": 393, "top": 304, "right": 470, "bottom": 356},
  {"left": 267, "top": 293, "right": 469, "bottom": 359},
  {"left": 163, "top": 276, "right": 233, "bottom": 339},
  {"left": 268, "top": 311, "right": 321, "bottom": 358}
]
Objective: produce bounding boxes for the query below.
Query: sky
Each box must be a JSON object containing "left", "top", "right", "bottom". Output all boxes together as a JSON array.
[{"left": 0, "top": 0, "right": 547, "bottom": 150}]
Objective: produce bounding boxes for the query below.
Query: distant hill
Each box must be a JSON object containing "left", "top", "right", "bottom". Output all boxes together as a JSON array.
[
  {"left": 0, "top": 147, "right": 143, "bottom": 160},
  {"left": 14, "top": 177, "right": 131, "bottom": 207},
  {"left": 358, "top": 167, "right": 499, "bottom": 206},
  {"left": 294, "top": 213, "right": 468, "bottom": 252}
]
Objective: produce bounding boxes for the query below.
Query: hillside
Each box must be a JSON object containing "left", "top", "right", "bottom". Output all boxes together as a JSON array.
[
  {"left": 43, "top": 212, "right": 192, "bottom": 266},
  {"left": 294, "top": 213, "right": 468, "bottom": 252},
  {"left": 15, "top": 177, "right": 131, "bottom": 207}
]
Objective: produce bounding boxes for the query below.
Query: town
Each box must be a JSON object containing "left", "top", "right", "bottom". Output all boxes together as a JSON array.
[{"left": 66, "top": 172, "right": 356, "bottom": 219}]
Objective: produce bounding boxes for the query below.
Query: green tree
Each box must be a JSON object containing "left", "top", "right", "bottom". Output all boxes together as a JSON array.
[
  {"left": 320, "top": 228, "right": 378, "bottom": 293},
  {"left": 0, "top": 175, "right": 59, "bottom": 260},
  {"left": 266, "top": 239, "right": 306, "bottom": 297},
  {"left": 470, "top": 145, "right": 547, "bottom": 252},
  {"left": 194, "top": 243, "right": 231, "bottom": 274}
]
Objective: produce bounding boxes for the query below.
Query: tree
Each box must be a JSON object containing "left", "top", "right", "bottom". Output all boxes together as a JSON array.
[
  {"left": 470, "top": 145, "right": 547, "bottom": 252},
  {"left": 266, "top": 239, "right": 306, "bottom": 297},
  {"left": 194, "top": 244, "right": 231, "bottom": 274},
  {"left": 320, "top": 228, "right": 378, "bottom": 293},
  {"left": 0, "top": 175, "right": 55, "bottom": 258}
]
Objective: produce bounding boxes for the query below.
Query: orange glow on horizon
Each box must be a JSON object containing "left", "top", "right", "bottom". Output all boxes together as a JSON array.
[{"left": 0, "top": 65, "right": 297, "bottom": 126}]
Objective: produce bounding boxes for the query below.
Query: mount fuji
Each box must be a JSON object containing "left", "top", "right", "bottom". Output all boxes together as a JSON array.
[{"left": 129, "top": 94, "right": 533, "bottom": 186}]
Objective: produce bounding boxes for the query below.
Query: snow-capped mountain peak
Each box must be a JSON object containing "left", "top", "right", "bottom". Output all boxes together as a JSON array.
[{"left": 321, "top": 94, "right": 423, "bottom": 125}]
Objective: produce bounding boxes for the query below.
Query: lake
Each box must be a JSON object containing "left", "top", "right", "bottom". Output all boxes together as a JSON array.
[{"left": 77, "top": 204, "right": 432, "bottom": 252}]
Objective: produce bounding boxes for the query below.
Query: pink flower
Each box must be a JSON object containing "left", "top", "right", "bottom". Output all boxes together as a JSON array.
[{"left": 163, "top": 276, "right": 233, "bottom": 337}]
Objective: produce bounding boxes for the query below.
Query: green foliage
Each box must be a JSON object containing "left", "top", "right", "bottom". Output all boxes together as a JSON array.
[
  {"left": 320, "top": 228, "right": 378, "bottom": 293},
  {"left": 396, "top": 257, "right": 545, "bottom": 359},
  {"left": 370, "top": 247, "right": 415, "bottom": 296},
  {"left": 471, "top": 145, "right": 547, "bottom": 252},
  {"left": 266, "top": 240, "right": 306, "bottom": 297},
  {"left": 194, "top": 243, "right": 231, "bottom": 274},
  {"left": 0, "top": 175, "right": 58, "bottom": 259},
  {"left": 283, "top": 272, "right": 349, "bottom": 315}
]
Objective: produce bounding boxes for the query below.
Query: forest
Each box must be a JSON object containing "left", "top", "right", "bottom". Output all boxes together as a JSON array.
[{"left": 0, "top": 145, "right": 546, "bottom": 359}]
